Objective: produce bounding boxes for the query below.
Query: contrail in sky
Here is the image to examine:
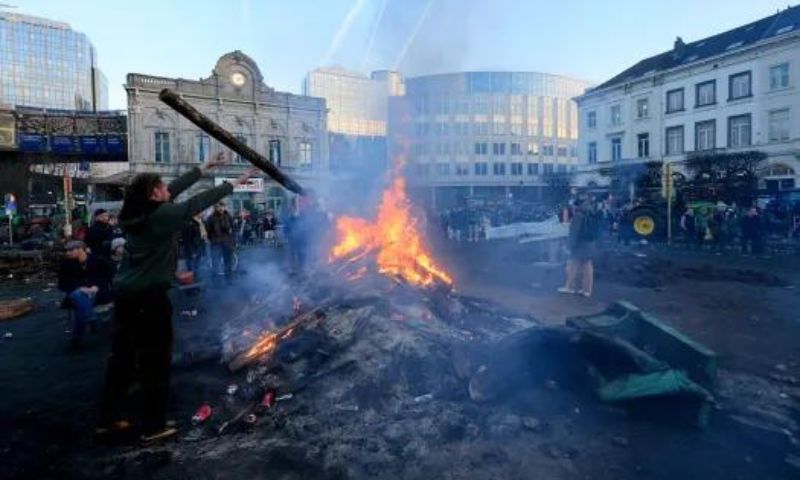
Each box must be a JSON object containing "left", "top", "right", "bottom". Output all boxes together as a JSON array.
[
  {"left": 321, "top": 0, "right": 369, "bottom": 66},
  {"left": 393, "top": 0, "right": 434, "bottom": 70},
  {"left": 359, "top": 0, "right": 390, "bottom": 72}
]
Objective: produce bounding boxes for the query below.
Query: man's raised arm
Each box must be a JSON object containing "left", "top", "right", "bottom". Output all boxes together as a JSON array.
[{"left": 168, "top": 151, "right": 231, "bottom": 198}]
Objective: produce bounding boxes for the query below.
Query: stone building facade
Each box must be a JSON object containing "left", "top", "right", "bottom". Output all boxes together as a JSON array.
[{"left": 125, "top": 51, "right": 329, "bottom": 212}]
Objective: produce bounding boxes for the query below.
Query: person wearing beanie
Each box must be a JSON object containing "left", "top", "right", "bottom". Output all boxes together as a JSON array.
[
  {"left": 57, "top": 240, "right": 113, "bottom": 349},
  {"left": 86, "top": 208, "right": 115, "bottom": 258}
]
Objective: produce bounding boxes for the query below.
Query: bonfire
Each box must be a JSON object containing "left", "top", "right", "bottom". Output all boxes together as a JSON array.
[{"left": 329, "top": 164, "right": 453, "bottom": 288}]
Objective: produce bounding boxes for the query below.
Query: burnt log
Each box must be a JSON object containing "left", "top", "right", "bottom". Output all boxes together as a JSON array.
[
  {"left": 158, "top": 88, "right": 304, "bottom": 195},
  {"left": 228, "top": 308, "right": 326, "bottom": 372}
]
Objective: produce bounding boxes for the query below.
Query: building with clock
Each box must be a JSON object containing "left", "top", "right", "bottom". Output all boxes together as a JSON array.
[{"left": 124, "top": 51, "right": 329, "bottom": 213}]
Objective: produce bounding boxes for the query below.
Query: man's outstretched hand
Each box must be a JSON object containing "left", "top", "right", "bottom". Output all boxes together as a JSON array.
[
  {"left": 234, "top": 167, "right": 260, "bottom": 186},
  {"left": 201, "top": 151, "right": 231, "bottom": 173}
]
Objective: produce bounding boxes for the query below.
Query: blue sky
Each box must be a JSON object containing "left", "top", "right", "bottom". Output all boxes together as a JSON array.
[{"left": 14, "top": 0, "right": 793, "bottom": 109}]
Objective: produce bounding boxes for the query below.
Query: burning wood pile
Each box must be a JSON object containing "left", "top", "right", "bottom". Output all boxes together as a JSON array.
[
  {"left": 177, "top": 170, "right": 546, "bottom": 472},
  {"left": 177, "top": 168, "right": 717, "bottom": 478}
]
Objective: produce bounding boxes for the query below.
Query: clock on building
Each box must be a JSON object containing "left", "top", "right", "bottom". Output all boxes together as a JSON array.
[{"left": 230, "top": 72, "right": 246, "bottom": 86}]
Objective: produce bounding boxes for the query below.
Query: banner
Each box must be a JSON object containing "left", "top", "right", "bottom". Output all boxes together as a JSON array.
[
  {"left": 215, "top": 177, "right": 264, "bottom": 193},
  {"left": 18, "top": 133, "right": 47, "bottom": 152},
  {"left": 79, "top": 136, "right": 100, "bottom": 154},
  {"left": 485, "top": 216, "right": 568, "bottom": 241},
  {"left": 0, "top": 113, "right": 14, "bottom": 148},
  {"left": 50, "top": 135, "right": 76, "bottom": 153},
  {"left": 13, "top": 109, "right": 127, "bottom": 160}
]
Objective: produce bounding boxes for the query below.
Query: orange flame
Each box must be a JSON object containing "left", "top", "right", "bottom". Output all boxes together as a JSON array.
[
  {"left": 329, "top": 171, "right": 453, "bottom": 288},
  {"left": 242, "top": 331, "right": 280, "bottom": 363}
]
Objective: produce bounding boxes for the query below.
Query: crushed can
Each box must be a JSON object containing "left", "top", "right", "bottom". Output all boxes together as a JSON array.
[
  {"left": 260, "top": 390, "right": 276, "bottom": 409},
  {"left": 192, "top": 404, "right": 212, "bottom": 424}
]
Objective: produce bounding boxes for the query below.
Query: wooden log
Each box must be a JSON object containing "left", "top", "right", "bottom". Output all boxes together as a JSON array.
[
  {"left": 158, "top": 88, "right": 304, "bottom": 195},
  {"left": 0, "top": 297, "right": 34, "bottom": 321},
  {"left": 228, "top": 308, "right": 325, "bottom": 372}
]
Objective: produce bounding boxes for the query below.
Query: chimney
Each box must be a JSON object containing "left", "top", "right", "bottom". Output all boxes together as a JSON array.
[{"left": 673, "top": 36, "right": 686, "bottom": 59}]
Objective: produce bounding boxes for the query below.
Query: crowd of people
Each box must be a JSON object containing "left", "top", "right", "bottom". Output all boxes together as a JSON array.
[
  {"left": 176, "top": 199, "right": 325, "bottom": 283},
  {"left": 596, "top": 198, "right": 799, "bottom": 255}
]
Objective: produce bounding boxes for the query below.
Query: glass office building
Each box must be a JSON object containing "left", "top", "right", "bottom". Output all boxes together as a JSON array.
[
  {"left": 394, "top": 72, "right": 593, "bottom": 208},
  {"left": 303, "top": 67, "right": 404, "bottom": 176},
  {"left": 0, "top": 11, "right": 108, "bottom": 111},
  {"left": 303, "top": 67, "right": 404, "bottom": 137}
]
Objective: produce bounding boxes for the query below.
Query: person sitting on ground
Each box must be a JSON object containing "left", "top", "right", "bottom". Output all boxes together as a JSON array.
[
  {"left": 86, "top": 209, "right": 115, "bottom": 257},
  {"left": 57, "top": 240, "right": 114, "bottom": 350},
  {"left": 558, "top": 198, "right": 598, "bottom": 298}
]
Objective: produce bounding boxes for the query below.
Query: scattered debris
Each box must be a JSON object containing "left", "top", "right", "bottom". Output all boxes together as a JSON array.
[
  {"left": 521, "top": 417, "right": 541, "bottom": 431},
  {"left": 334, "top": 404, "right": 359, "bottom": 412},
  {"left": 192, "top": 405, "right": 212, "bottom": 424},
  {"left": 217, "top": 403, "right": 255, "bottom": 435},
  {"left": 413, "top": 393, "right": 434, "bottom": 403},
  {"left": 226, "top": 384, "right": 238, "bottom": 396},
  {"left": 260, "top": 391, "right": 276, "bottom": 409}
]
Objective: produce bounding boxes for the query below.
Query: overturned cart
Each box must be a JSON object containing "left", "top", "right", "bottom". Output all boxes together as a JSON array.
[{"left": 470, "top": 301, "right": 717, "bottom": 428}]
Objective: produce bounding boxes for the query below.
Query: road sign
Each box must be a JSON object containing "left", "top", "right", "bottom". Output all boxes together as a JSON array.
[
  {"left": 4, "top": 193, "right": 16, "bottom": 216},
  {"left": 3, "top": 193, "right": 14, "bottom": 247}
]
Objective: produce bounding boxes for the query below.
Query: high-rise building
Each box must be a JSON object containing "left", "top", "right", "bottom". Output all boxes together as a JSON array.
[
  {"left": 392, "top": 72, "right": 592, "bottom": 209},
  {"left": 0, "top": 11, "right": 108, "bottom": 111},
  {"left": 303, "top": 67, "right": 404, "bottom": 177}
]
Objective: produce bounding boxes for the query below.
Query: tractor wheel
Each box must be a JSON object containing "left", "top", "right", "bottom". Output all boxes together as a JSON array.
[{"left": 628, "top": 206, "right": 664, "bottom": 240}]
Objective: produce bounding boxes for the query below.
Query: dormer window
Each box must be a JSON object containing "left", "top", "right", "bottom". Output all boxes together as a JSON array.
[{"left": 726, "top": 41, "right": 744, "bottom": 50}]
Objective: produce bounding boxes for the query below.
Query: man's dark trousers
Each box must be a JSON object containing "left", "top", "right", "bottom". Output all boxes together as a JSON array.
[{"left": 101, "top": 289, "right": 172, "bottom": 433}]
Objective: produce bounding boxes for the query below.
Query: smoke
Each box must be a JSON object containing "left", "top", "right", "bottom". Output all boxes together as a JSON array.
[
  {"left": 321, "top": 0, "right": 371, "bottom": 66},
  {"left": 392, "top": 0, "right": 434, "bottom": 70},
  {"left": 359, "top": 0, "right": 390, "bottom": 71},
  {"left": 362, "top": 0, "right": 475, "bottom": 75}
]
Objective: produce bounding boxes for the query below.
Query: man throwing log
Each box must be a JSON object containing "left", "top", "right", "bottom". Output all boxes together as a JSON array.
[{"left": 98, "top": 151, "right": 256, "bottom": 443}]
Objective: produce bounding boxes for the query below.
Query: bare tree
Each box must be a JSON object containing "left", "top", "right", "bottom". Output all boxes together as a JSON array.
[{"left": 685, "top": 151, "right": 766, "bottom": 204}]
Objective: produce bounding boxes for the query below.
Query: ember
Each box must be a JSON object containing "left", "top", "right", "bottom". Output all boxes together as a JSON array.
[{"left": 329, "top": 165, "right": 453, "bottom": 288}]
